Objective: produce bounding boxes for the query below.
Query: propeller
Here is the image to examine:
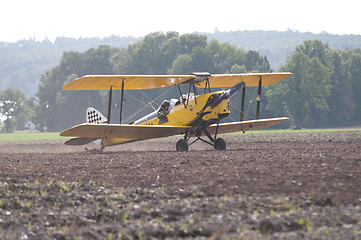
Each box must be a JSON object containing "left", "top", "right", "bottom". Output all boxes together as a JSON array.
[{"left": 211, "top": 81, "right": 245, "bottom": 109}]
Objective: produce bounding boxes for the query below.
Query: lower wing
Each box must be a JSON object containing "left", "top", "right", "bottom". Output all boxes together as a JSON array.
[
  {"left": 60, "top": 123, "right": 191, "bottom": 140},
  {"left": 207, "top": 117, "right": 289, "bottom": 135}
]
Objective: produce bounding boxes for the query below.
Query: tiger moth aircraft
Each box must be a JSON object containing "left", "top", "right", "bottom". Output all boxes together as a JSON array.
[{"left": 60, "top": 72, "right": 292, "bottom": 151}]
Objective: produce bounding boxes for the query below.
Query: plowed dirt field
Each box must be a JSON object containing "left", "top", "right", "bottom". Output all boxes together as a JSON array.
[{"left": 1, "top": 130, "right": 360, "bottom": 239}]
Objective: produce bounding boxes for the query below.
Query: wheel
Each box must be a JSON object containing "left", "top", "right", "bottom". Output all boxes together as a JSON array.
[
  {"left": 214, "top": 138, "right": 226, "bottom": 150},
  {"left": 176, "top": 139, "right": 189, "bottom": 151}
]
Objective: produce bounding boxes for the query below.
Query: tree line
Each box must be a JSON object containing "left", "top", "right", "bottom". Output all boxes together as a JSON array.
[
  {"left": 2, "top": 30, "right": 361, "bottom": 98},
  {"left": 1, "top": 32, "right": 360, "bottom": 132}
]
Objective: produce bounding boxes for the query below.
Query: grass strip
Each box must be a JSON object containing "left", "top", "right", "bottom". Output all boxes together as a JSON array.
[{"left": 0, "top": 132, "right": 63, "bottom": 142}]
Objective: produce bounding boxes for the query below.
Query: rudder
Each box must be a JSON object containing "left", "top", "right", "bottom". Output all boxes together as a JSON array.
[{"left": 86, "top": 107, "right": 107, "bottom": 124}]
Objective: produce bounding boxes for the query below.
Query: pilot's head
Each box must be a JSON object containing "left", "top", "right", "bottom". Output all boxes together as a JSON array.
[{"left": 161, "top": 100, "right": 170, "bottom": 110}]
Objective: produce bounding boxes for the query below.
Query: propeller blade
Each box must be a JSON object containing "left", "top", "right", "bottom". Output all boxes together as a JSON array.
[
  {"left": 229, "top": 81, "right": 245, "bottom": 96},
  {"left": 211, "top": 81, "right": 244, "bottom": 109}
]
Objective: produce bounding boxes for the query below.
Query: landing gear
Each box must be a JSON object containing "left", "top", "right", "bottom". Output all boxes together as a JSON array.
[
  {"left": 176, "top": 123, "right": 227, "bottom": 151},
  {"left": 176, "top": 139, "right": 189, "bottom": 151},
  {"left": 214, "top": 138, "right": 226, "bottom": 150}
]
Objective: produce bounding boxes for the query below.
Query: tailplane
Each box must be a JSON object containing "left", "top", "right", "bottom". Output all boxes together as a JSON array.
[{"left": 86, "top": 107, "right": 107, "bottom": 124}]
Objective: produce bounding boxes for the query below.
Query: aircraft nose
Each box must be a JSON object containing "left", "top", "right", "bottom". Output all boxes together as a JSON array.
[{"left": 211, "top": 81, "right": 244, "bottom": 109}]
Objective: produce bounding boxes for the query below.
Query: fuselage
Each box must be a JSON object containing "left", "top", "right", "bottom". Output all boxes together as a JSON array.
[{"left": 102, "top": 91, "right": 230, "bottom": 147}]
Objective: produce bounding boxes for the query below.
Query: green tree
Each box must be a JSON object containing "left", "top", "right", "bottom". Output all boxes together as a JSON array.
[
  {"left": 245, "top": 51, "right": 270, "bottom": 72},
  {"left": 179, "top": 34, "right": 207, "bottom": 54},
  {"left": 127, "top": 32, "right": 173, "bottom": 74},
  {"left": 326, "top": 50, "right": 355, "bottom": 126},
  {"left": 230, "top": 64, "right": 247, "bottom": 73},
  {"left": 266, "top": 40, "right": 332, "bottom": 128},
  {"left": 349, "top": 49, "right": 361, "bottom": 124},
  {"left": 169, "top": 54, "right": 193, "bottom": 74},
  {"left": 112, "top": 48, "right": 132, "bottom": 74},
  {"left": 35, "top": 46, "right": 116, "bottom": 131},
  {"left": 206, "top": 40, "right": 247, "bottom": 73},
  {"left": 191, "top": 46, "right": 214, "bottom": 72},
  {"left": 0, "top": 88, "right": 33, "bottom": 132}
]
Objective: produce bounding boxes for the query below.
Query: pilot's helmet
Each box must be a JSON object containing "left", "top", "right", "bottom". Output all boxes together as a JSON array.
[{"left": 161, "top": 100, "right": 170, "bottom": 108}]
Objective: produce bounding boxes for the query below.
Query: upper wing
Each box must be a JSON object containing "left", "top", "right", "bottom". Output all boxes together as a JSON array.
[
  {"left": 63, "top": 75, "right": 195, "bottom": 90},
  {"left": 63, "top": 72, "right": 291, "bottom": 90},
  {"left": 197, "top": 72, "right": 292, "bottom": 88},
  {"left": 207, "top": 117, "right": 289, "bottom": 135},
  {"left": 60, "top": 123, "right": 191, "bottom": 139}
]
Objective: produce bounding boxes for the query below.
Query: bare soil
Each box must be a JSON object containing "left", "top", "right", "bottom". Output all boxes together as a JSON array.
[{"left": 0, "top": 131, "right": 360, "bottom": 239}]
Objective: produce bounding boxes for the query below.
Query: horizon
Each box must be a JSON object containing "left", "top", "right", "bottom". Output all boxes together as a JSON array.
[
  {"left": 1, "top": 0, "right": 360, "bottom": 43},
  {"left": 2, "top": 29, "right": 360, "bottom": 44}
]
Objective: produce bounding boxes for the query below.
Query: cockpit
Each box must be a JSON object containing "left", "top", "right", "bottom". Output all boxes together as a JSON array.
[
  {"left": 157, "top": 98, "right": 179, "bottom": 116},
  {"left": 133, "top": 94, "right": 197, "bottom": 125}
]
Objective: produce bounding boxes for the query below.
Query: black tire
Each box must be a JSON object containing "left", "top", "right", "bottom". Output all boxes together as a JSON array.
[
  {"left": 176, "top": 139, "right": 189, "bottom": 151},
  {"left": 214, "top": 138, "right": 226, "bottom": 150}
]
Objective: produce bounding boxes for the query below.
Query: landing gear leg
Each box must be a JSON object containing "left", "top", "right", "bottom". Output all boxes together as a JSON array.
[
  {"left": 203, "top": 124, "right": 226, "bottom": 151},
  {"left": 176, "top": 123, "right": 227, "bottom": 151}
]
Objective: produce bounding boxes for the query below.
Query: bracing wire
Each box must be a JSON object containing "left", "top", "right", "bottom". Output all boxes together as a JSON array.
[
  {"left": 244, "top": 87, "right": 258, "bottom": 120},
  {"left": 226, "top": 86, "right": 258, "bottom": 122},
  {"left": 123, "top": 86, "right": 175, "bottom": 123}
]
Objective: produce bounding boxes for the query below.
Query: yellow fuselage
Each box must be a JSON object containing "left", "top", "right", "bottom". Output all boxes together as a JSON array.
[{"left": 102, "top": 91, "right": 229, "bottom": 147}]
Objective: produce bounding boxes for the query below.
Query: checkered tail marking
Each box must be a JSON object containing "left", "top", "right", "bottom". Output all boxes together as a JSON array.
[{"left": 86, "top": 107, "right": 107, "bottom": 124}]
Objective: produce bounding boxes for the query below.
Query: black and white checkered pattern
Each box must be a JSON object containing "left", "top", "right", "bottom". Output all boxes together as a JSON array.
[{"left": 86, "top": 107, "right": 107, "bottom": 124}]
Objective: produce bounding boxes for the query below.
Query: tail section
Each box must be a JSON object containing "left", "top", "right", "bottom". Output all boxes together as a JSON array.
[
  {"left": 65, "top": 137, "right": 99, "bottom": 145},
  {"left": 86, "top": 107, "right": 107, "bottom": 124},
  {"left": 64, "top": 107, "right": 106, "bottom": 147},
  {"left": 86, "top": 107, "right": 106, "bottom": 148}
]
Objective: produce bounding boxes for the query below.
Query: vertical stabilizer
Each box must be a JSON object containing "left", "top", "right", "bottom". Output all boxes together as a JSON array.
[{"left": 86, "top": 107, "right": 107, "bottom": 124}]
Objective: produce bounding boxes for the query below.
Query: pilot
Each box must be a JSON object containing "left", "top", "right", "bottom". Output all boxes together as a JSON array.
[{"left": 157, "top": 100, "right": 170, "bottom": 119}]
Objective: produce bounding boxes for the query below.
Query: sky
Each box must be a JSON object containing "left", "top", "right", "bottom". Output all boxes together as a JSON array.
[{"left": 1, "top": 0, "right": 360, "bottom": 42}]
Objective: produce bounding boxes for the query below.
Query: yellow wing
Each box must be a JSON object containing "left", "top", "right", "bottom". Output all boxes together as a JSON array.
[
  {"left": 60, "top": 123, "right": 191, "bottom": 139},
  {"left": 63, "top": 75, "right": 195, "bottom": 90},
  {"left": 197, "top": 72, "right": 292, "bottom": 88},
  {"left": 63, "top": 72, "right": 291, "bottom": 90},
  {"left": 207, "top": 117, "right": 289, "bottom": 135}
]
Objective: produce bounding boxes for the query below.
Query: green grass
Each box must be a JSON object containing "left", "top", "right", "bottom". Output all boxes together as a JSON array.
[
  {"left": 0, "top": 132, "right": 63, "bottom": 142},
  {"left": 1, "top": 128, "right": 360, "bottom": 142},
  {"left": 248, "top": 128, "right": 361, "bottom": 134}
]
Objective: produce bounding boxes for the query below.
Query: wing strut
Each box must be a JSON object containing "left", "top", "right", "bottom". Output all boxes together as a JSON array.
[
  {"left": 120, "top": 78, "right": 125, "bottom": 124},
  {"left": 192, "top": 83, "right": 198, "bottom": 105},
  {"left": 240, "top": 84, "right": 246, "bottom": 121},
  {"left": 177, "top": 84, "right": 187, "bottom": 109},
  {"left": 107, "top": 86, "right": 113, "bottom": 124},
  {"left": 203, "top": 77, "right": 211, "bottom": 94},
  {"left": 256, "top": 77, "right": 262, "bottom": 120},
  {"left": 186, "top": 82, "right": 192, "bottom": 106}
]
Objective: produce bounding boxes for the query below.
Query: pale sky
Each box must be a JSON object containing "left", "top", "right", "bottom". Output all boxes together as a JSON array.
[{"left": 1, "top": 0, "right": 360, "bottom": 42}]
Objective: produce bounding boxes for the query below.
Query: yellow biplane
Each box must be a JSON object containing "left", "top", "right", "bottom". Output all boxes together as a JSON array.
[{"left": 60, "top": 72, "right": 292, "bottom": 151}]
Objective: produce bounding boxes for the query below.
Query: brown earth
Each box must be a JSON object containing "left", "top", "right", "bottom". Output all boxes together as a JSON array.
[{"left": 0, "top": 130, "right": 360, "bottom": 239}]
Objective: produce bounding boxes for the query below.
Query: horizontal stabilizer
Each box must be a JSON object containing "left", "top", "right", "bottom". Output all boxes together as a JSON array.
[
  {"left": 64, "top": 137, "right": 99, "bottom": 145},
  {"left": 207, "top": 117, "right": 289, "bottom": 135}
]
